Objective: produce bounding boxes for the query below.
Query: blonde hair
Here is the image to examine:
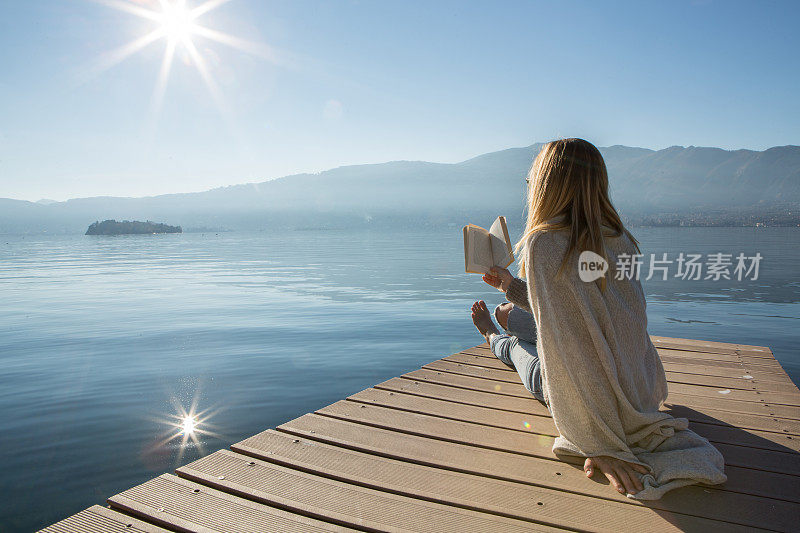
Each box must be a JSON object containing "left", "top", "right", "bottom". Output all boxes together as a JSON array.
[{"left": 514, "top": 138, "right": 639, "bottom": 289}]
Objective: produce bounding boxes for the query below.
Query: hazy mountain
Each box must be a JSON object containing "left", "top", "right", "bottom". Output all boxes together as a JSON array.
[{"left": 2, "top": 144, "right": 799, "bottom": 234}]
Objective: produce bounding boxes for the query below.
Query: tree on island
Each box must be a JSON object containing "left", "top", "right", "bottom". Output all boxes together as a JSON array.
[{"left": 85, "top": 220, "right": 182, "bottom": 235}]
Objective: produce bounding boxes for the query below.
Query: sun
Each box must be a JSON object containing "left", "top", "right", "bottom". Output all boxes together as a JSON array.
[
  {"left": 91, "top": 0, "right": 276, "bottom": 126},
  {"left": 159, "top": 2, "right": 197, "bottom": 44}
]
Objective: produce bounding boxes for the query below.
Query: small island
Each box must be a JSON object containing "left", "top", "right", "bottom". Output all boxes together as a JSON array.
[{"left": 85, "top": 219, "right": 182, "bottom": 235}]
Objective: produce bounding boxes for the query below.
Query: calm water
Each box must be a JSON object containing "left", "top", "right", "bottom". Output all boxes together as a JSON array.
[{"left": 1, "top": 226, "right": 799, "bottom": 531}]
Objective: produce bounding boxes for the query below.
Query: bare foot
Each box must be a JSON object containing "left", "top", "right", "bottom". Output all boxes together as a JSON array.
[{"left": 471, "top": 300, "right": 500, "bottom": 343}]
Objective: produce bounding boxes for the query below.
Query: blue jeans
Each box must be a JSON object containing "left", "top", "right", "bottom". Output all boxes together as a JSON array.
[{"left": 490, "top": 305, "right": 545, "bottom": 403}]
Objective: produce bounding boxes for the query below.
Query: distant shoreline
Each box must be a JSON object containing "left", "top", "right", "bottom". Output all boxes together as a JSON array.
[
  {"left": 2, "top": 144, "right": 798, "bottom": 235},
  {"left": 0, "top": 222, "right": 795, "bottom": 237}
]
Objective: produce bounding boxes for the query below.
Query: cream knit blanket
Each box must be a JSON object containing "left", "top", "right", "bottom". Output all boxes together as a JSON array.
[{"left": 517, "top": 228, "right": 727, "bottom": 499}]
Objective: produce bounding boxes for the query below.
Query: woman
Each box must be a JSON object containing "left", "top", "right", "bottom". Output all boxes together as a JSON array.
[{"left": 470, "top": 138, "right": 726, "bottom": 499}]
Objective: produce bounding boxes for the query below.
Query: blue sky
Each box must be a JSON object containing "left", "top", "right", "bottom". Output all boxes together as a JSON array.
[{"left": 0, "top": 0, "right": 797, "bottom": 201}]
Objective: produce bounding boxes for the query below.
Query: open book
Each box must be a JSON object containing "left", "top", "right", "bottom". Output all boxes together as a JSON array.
[{"left": 463, "top": 216, "right": 514, "bottom": 274}]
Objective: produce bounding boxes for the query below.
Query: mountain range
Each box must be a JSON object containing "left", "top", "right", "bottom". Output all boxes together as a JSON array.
[{"left": 2, "top": 143, "right": 799, "bottom": 234}]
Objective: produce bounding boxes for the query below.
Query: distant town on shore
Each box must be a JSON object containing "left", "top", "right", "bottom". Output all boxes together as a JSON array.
[{"left": 627, "top": 204, "right": 799, "bottom": 227}]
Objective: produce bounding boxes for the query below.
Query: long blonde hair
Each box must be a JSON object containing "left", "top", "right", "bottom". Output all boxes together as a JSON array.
[{"left": 514, "top": 138, "right": 638, "bottom": 289}]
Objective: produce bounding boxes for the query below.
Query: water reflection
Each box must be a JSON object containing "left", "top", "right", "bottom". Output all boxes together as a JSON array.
[{"left": 146, "top": 390, "right": 225, "bottom": 468}]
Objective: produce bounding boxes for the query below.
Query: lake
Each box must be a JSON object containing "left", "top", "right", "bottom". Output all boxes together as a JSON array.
[{"left": 1, "top": 226, "right": 798, "bottom": 531}]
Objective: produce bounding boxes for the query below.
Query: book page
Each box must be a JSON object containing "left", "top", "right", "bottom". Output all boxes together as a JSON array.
[
  {"left": 489, "top": 216, "right": 514, "bottom": 268},
  {"left": 463, "top": 224, "right": 493, "bottom": 273}
]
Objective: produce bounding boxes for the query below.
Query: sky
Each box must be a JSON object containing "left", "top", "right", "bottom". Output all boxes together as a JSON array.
[{"left": 0, "top": 0, "right": 798, "bottom": 201}]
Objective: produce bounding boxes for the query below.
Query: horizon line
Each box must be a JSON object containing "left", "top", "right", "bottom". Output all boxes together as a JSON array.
[{"left": 5, "top": 141, "right": 799, "bottom": 204}]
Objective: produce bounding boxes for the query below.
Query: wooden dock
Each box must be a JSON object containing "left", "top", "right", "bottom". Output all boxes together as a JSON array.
[{"left": 43, "top": 336, "right": 800, "bottom": 532}]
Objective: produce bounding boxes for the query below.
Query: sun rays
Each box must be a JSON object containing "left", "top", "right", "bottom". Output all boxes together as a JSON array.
[
  {"left": 148, "top": 389, "right": 225, "bottom": 466},
  {"left": 91, "top": 0, "right": 268, "bottom": 127}
]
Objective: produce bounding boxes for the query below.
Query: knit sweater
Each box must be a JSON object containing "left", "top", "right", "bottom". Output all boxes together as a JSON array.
[{"left": 505, "top": 227, "right": 727, "bottom": 499}]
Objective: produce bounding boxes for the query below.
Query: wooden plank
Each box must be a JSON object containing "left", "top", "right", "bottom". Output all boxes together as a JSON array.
[
  {"left": 473, "top": 338, "right": 776, "bottom": 361},
  {"left": 402, "top": 368, "right": 800, "bottom": 418},
  {"left": 344, "top": 388, "right": 800, "bottom": 479},
  {"left": 456, "top": 349, "right": 796, "bottom": 384},
  {"left": 651, "top": 337, "right": 775, "bottom": 359},
  {"left": 460, "top": 355, "right": 800, "bottom": 403},
  {"left": 661, "top": 357, "right": 792, "bottom": 380},
  {"left": 464, "top": 346, "right": 792, "bottom": 377},
  {"left": 733, "top": 358, "right": 792, "bottom": 372},
  {"left": 422, "top": 360, "right": 800, "bottom": 407},
  {"left": 660, "top": 356, "right": 793, "bottom": 379},
  {"left": 39, "top": 505, "right": 170, "bottom": 533},
  {"left": 445, "top": 352, "right": 798, "bottom": 393},
  {"left": 736, "top": 345, "right": 777, "bottom": 356},
  {"left": 732, "top": 342, "right": 773, "bottom": 352},
  {"left": 736, "top": 357, "right": 794, "bottom": 371},
  {"left": 467, "top": 346, "right": 787, "bottom": 379},
  {"left": 667, "top": 392, "right": 797, "bottom": 419},
  {"left": 314, "top": 399, "right": 800, "bottom": 504},
  {"left": 651, "top": 336, "right": 745, "bottom": 349},
  {"left": 273, "top": 414, "right": 800, "bottom": 529},
  {"left": 176, "top": 449, "right": 564, "bottom": 533},
  {"left": 665, "top": 365, "right": 796, "bottom": 386},
  {"left": 663, "top": 403, "right": 800, "bottom": 436},
  {"left": 649, "top": 337, "right": 743, "bottom": 356},
  {"left": 315, "top": 399, "right": 800, "bottom": 477},
  {"left": 659, "top": 352, "right": 788, "bottom": 376},
  {"left": 229, "top": 430, "right": 768, "bottom": 532},
  {"left": 348, "top": 387, "right": 800, "bottom": 454},
  {"left": 376, "top": 376, "right": 800, "bottom": 435},
  {"left": 652, "top": 346, "right": 773, "bottom": 364},
  {"left": 450, "top": 350, "right": 797, "bottom": 389},
  {"left": 108, "top": 473, "right": 357, "bottom": 532}
]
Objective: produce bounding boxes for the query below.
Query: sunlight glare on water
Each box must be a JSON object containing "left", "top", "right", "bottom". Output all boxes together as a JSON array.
[{"left": 182, "top": 416, "right": 197, "bottom": 435}]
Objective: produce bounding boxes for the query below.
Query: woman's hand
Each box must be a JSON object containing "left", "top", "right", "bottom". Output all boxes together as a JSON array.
[
  {"left": 482, "top": 267, "right": 513, "bottom": 292},
  {"left": 584, "top": 456, "right": 649, "bottom": 495}
]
